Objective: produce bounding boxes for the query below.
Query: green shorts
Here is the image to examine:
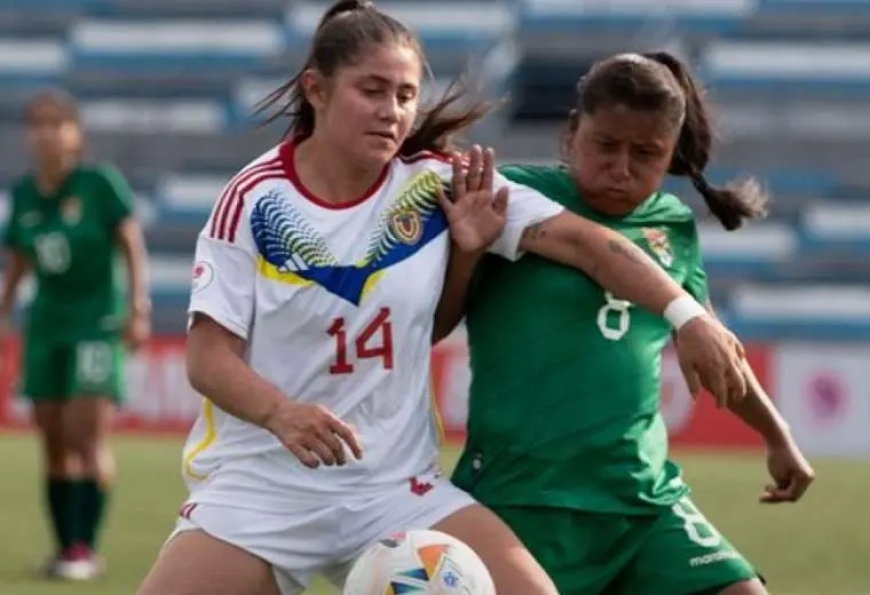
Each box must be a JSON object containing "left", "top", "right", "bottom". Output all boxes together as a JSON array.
[
  {"left": 493, "top": 498, "right": 759, "bottom": 595},
  {"left": 22, "top": 335, "right": 125, "bottom": 402}
]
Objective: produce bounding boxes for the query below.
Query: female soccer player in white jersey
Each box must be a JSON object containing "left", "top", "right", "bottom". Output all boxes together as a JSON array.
[{"left": 137, "top": 3, "right": 750, "bottom": 595}]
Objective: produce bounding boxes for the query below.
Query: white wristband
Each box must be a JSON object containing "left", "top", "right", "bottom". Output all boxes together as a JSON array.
[{"left": 664, "top": 296, "right": 707, "bottom": 330}]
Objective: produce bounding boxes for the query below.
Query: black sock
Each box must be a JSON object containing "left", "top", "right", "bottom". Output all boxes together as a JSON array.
[
  {"left": 80, "top": 479, "right": 109, "bottom": 551},
  {"left": 66, "top": 480, "right": 86, "bottom": 550},
  {"left": 46, "top": 479, "right": 72, "bottom": 552}
]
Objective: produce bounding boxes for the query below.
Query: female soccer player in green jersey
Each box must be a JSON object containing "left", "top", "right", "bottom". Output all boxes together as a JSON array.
[
  {"left": 447, "top": 52, "right": 815, "bottom": 595},
  {"left": 0, "top": 90, "right": 151, "bottom": 581}
]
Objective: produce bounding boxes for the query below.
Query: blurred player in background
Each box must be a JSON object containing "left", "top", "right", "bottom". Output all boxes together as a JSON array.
[
  {"left": 0, "top": 89, "right": 151, "bottom": 581},
  {"left": 137, "top": 2, "right": 750, "bottom": 595},
  {"left": 448, "top": 52, "right": 816, "bottom": 595}
]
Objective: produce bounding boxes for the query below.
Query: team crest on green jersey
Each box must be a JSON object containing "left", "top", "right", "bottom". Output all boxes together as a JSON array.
[
  {"left": 61, "top": 196, "right": 82, "bottom": 225},
  {"left": 641, "top": 227, "right": 673, "bottom": 267}
]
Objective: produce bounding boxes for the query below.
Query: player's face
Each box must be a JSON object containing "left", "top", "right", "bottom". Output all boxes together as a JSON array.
[
  {"left": 322, "top": 43, "right": 421, "bottom": 167},
  {"left": 26, "top": 101, "right": 82, "bottom": 165},
  {"left": 570, "top": 103, "right": 677, "bottom": 215}
]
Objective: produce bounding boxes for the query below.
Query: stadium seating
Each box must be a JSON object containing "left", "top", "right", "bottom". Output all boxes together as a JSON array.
[{"left": 2, "top": 0, "right": 870, "bottom": 337}]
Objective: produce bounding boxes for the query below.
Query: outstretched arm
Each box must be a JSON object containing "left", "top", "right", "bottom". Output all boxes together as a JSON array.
[
  {"left": 518, "top": 211, "right": 694, "bottom": 318},
  {"left": 729, "top": 360, "right": 790, "bottom": 445},
  {"left": 514, "top": 210, "right": 746, "bottom": 403},
  {"left": 674, "top": 301, "right": 814, "bottom": 503}
]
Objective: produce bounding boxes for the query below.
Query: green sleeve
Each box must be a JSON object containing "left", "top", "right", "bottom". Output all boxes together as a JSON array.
[
  {"left": 98, "top": 165, "right": 134, "bottom": 230},
  {"left": 683, "top": 223, "right": 709, "bottom": 304}
]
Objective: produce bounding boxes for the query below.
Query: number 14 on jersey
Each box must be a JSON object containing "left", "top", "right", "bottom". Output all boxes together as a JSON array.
[{"left": 328, "top": 307, "right": 394, "bottom": 374}]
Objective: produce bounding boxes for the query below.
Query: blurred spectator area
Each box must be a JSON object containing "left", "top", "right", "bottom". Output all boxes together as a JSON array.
[{"left": 1, "top": 0, "right": 870, "bottom": 339}]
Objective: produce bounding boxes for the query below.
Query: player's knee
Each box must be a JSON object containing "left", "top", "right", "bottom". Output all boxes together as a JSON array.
[
  {"left": 77, "top": 441, "right": 113, "bottom": 482},
  {"left": 430, "top": 503, "right": 559, "bottom": 595}
]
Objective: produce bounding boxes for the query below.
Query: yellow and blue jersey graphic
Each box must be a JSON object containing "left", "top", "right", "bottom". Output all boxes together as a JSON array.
[{"left": 250, "top": 170, "right": 449, "bottom": 305}]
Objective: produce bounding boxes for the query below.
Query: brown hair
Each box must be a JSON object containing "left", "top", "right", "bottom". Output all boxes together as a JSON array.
[
  {"left": 256, "top": 0, "right": 492, "bottom": 157},
  {"left": 24, "top": 88, "right": 85, "bottom": 160},
  {"left": 565, "top": 51, "right": 768, "bottom": 231},
  {"left": 24, "top": 88, "right": 81, "bottom": 125}
]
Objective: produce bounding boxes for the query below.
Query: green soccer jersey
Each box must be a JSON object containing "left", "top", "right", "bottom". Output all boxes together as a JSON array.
[
  {"left": 4, "top": 164, "right": 134, "bottom": 342},
  {"left": 452, "top": 165, "right": 709, "bottom": 515}
]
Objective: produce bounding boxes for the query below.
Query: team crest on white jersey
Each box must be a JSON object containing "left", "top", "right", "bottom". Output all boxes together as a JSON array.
[
  {"left": 389, "top": 210, "right": 422, "bottom": 245},
  {"left": 641, "top": 227, "right": 673, "bottom": 267},
  {"left": 250, "top": 170, "right": 447, "bottom": 305}
]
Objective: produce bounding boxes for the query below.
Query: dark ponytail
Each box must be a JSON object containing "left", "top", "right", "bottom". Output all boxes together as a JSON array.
[
  {"left": 399, "top": 77, "right": 493, "bottom": 156},
  {"left": 255, "top": 0, "right": 492, "bottom": 156},
  {"left": 642, "top": 51, "right": 768, "bottom": 231},
  {"left": 255, "top": 0, "right": 372, "bottom": 138}
]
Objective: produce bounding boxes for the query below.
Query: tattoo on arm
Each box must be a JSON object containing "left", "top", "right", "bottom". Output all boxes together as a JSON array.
[
  {"left": 607, "top": 237, "right": 647, "bottom": 266},
  {"left": 522, "top": 222, "right": 547, "bottom": 242}
]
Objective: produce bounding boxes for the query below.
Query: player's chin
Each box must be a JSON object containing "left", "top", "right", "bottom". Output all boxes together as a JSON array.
[{"left": 362, "top": 135, "right": 400, "bottom": 162}]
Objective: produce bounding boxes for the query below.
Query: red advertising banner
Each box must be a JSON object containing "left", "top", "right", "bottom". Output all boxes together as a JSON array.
[{"left": 0, "top": 334, "right": 771, "bottom": 451}]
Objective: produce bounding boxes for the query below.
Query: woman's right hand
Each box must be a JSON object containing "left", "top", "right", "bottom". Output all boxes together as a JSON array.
[
  {"left": 264, "top": 400, "right": 363, "bottom": 468},
  {"left": 674, "top": 315, "right": 747, "bottom": 407}
]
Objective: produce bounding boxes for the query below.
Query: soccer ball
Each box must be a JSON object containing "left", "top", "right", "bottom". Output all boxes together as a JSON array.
[{"left": 343, "top": 529, "right": 496, "bottom": 595}]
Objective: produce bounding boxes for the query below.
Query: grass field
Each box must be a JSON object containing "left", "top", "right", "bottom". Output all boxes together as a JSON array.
[{"left": 0, "top": 434, "right": 868, "bottom": 595}]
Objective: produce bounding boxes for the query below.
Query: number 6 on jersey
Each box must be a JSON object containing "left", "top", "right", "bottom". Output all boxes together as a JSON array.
[{"left": 328, "top": 307, "right": 394, "bottom": 374}]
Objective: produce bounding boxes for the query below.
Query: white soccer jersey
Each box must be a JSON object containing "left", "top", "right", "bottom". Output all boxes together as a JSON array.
[{"left": 181, "top": 140, "right": 564, "bottom": 509}]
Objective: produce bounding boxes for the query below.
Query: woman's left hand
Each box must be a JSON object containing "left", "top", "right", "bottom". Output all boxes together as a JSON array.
[
  {"left": 439, "top": 145, "right": 508, "bottom": 254},
  {"left": 761, "top": 438, "right": 815, "bottom": 504},
  {"left": 124, "top": 310, "right": 151, "bottom": 352}
]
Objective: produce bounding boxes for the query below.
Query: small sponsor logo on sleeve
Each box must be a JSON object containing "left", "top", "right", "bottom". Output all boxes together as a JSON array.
[{"left": 192, "top": 261, "right": 215, "bottom": 293}]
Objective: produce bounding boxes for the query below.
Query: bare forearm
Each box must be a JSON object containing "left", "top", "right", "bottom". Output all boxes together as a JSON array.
[
  {"left": 589, "top": 232, "right": 683, "bottom": 314},
  {"left": 522, "top": 215, "right": 685, "bottom": 315},
  {"left": 187, "top": 332, "right": 286, "bottom": 430},
  {"left": 118, "top": 220, "right": 151, "bottom": 315},
  {"left": 433, "top": 247, "right": 480, "bottom": 344},
  {"left": 728, "top": 361, "right": 791, "bottom": 446}
]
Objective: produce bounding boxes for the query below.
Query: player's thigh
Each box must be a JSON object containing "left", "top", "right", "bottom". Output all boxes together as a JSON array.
[
  {"left": 432, "top": 503, "right": 559, "bottom": 595},
  {"left": 32, "top": 400, "right": 67, "bottom": 465},
  {"left": 32, "top": 401, "right": 65, "bottom": 439},
  {"left": 138, "top": 529, "right": 281, "bottom": 595},
  {"left": 613, "top": 496, "right": 764, "bottom": 595},
  {"left": 492, "top": 505, "right": 637, "bottom": 595},
  {"left": 21, "top": 335, "right": 69, "bottom": 400},
  {"left": 341, "top": 471, "right": 558, "bottom": 595},
  {"left": 163, "top": 492, "right": 341, "bottom": 594},
  {"left": 69, "top": 339, "right": 124, "bottom": 401}
]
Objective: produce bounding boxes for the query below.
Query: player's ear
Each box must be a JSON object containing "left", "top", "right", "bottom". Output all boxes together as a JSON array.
[{"left": 300, "top": 69, "right": 328, "bottom": 112}]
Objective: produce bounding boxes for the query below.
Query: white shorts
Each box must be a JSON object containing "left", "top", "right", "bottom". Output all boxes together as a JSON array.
[{"left": 167, "top": 469, "right": 475, "bottom": 595}]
